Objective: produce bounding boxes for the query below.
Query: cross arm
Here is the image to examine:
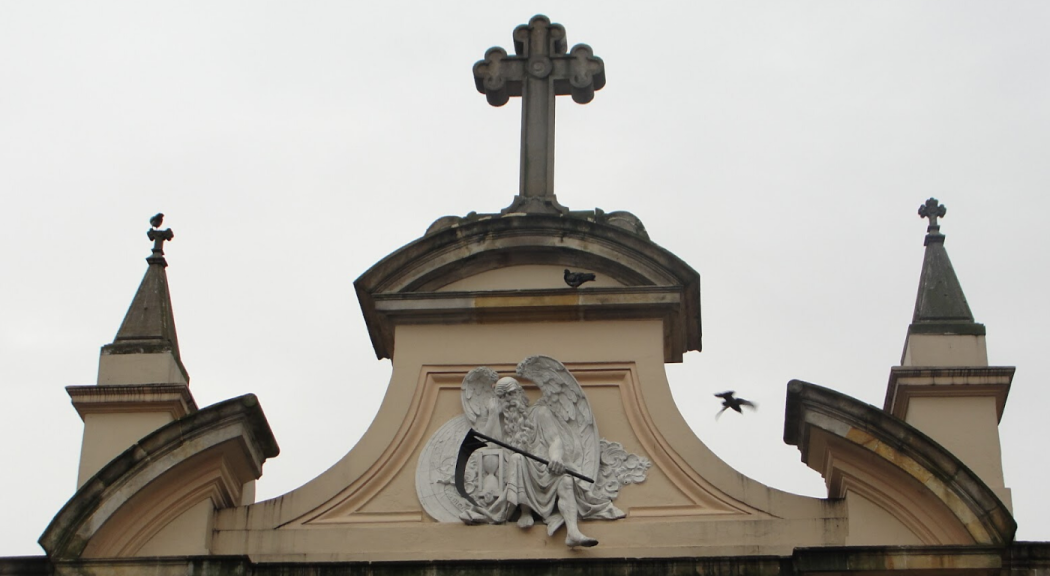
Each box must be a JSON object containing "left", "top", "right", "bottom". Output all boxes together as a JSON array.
[
  {"left": 147, "top": 227, "right": 174, "bottom": 244},
  {"left": 474, "top": 45, "right": 605, "bottom": 107},
  {"left": 473, "top": 48, "right": 526, "bottom": 107},
  {"left": 550, "top": 45, "right": 605, "bottom": 104}
]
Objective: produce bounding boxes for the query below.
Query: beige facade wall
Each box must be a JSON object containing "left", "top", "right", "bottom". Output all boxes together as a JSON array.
[
  {"left": 904, "top": 395, "right": 1010, "bottom": 508},
  {"left": 844, "top": 492, "right": 925, "bottom": 546},
  {"left": 77, "top": 411, "right": 174, "bottom": 486},
  {"left": 97, "top": 352, "right": 188, "bottom": 386},
  {"left": 902, "top": 334, "right": 988, "bottom": 367},
  {"left": 134, "top": 499, "right": 213, "bottom": 556},
  {"left": 207, "top": 315, "right": 1000, "bottom": 560},
  {"left": 211, "top": 319, "right": 848, "bottom": 561}
]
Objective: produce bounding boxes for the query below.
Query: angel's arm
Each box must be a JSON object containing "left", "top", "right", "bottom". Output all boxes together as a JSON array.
[
  {"left": 547, "top": 435, "right": 566, "bottom": 476},
  {"left": 534, "top": 407, "right": 567, "bottom": 475}
]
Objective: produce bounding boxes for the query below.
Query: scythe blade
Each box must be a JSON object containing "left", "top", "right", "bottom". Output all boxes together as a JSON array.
[{"left": 454, "top": 428, "right": 490, "bottom": 506}]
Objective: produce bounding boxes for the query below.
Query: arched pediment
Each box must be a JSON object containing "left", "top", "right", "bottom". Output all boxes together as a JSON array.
[
  {"left": 784, "top": 380, "right": 1015, "bottom": 546},
  {"left": 39, "top": 395, "right": 279, "bottom": 559},
  {"left": 355, "top": 214, "right": 702, "bottom": 362}
]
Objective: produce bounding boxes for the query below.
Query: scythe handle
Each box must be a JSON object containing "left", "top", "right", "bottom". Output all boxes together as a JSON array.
[{"left": 457, "top": 428, "right": 595, "bottom": 486}]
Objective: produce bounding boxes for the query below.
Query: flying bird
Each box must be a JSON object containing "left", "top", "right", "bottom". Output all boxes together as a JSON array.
[
  {"left": 564, "top": 269, "right": 596, "bottom": 289},
  {"left": 715, "top": 391, "right": 757, "bottom": 418},
  {"left": 150, "top": 213, "right": 164, "bottom": 228}
]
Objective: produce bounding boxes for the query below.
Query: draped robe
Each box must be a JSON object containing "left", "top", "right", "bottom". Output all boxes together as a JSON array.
[{"left": 464, "top": 403, "right": 623, "bottom": 525}]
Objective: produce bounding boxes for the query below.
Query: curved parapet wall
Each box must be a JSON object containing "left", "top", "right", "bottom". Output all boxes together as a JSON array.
[
  {"left": 784, "top": 380, "right": 1015, "bottom": 545},
  {"left": 40, "top": 395, "right": 279, "bottom": 559},
  {"left": 355, "top": 214, "right": 702, "bottom": 362}
]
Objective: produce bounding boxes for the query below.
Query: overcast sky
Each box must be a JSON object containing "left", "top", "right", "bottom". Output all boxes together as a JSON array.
[{"left": 2, "top": 2, "right": 1048, "bottom": 556}]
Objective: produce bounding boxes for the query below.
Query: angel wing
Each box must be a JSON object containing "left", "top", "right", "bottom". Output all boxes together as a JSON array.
[
  {"left": 461, "top": 366, "right": 499, "bottom": 428},
  {"left": 516, "top": 355, "right": 600, "bottom": 479}
]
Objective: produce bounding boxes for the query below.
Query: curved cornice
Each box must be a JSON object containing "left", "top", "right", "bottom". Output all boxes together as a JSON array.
[
  {"left": 784, "top": 380, "right": 1015, "bottom": 545},
  {"left": 39, "top": 395, "right": 279, "bottom": 559},
  {"left": 355, "top": 215, "right": 702, "bottom": 360}
]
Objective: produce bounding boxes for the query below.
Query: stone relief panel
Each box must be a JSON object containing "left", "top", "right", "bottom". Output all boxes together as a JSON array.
[{"left": 415, "top": 356, "right": 651, "bottom": 547}]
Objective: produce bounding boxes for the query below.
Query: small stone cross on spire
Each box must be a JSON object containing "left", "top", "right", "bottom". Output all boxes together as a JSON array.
[
  {"left": 473, "top": 15, "right": 605, "bottom": 215},
  {"left": 147, "top": 212, "right": 174, "bottom": 266},
  {"left": 918, "top": 197, "right": 947, "bottom": 246},
  {"left": 918, "top": 197, "right": 946, "bottom": 231}
]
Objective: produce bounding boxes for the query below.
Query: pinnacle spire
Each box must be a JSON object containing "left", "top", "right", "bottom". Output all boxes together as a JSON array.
[
  {"left": 72, "top": 214, "right": 195, "bottom": 485},
  {"left": 908, "top": 198, "right": 984, "bottom": 337},
  {"left": 98, "top": 214, "right": 188, "bottom": 384}
]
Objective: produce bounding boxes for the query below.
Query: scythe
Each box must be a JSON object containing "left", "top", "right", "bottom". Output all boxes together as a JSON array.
[{"left": 454, "top": 428, "right": 595, "bottom": 506}]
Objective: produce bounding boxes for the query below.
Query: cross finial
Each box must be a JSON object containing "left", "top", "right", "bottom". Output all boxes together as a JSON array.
[
  {"left": 146, "top": 213, "right": 174, "bottom": 266},
  {"left": 918, "top": 197, "right": 946, "bottom": 230},
  {"left": 473, "top": 15, "right": 605, "bottom": 215},
  {"left": 918, "top": 197, "right": 946, "bottom": 245}
]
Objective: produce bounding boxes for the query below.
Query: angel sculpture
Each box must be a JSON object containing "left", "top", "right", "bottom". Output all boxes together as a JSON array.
[{"left": 450, "top": 356, "right": 646, "bottom": 547}]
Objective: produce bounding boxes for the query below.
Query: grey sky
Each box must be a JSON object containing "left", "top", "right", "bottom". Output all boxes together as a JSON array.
[{"left": 2, "top": 2, "right": 1048, "bottom": 555}]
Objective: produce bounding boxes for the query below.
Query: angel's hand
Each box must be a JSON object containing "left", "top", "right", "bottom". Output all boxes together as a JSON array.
[
  {"left": 477, "top": 398, "right": 501, "bottom": 437},
  {"left": 547, "top": 457, "right": 565, "bottom": 476},
  {"left": 485, "top": 397, "right": 500, "bottom": 417}
]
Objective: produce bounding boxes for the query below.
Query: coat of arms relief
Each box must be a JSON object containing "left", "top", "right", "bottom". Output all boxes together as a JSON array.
[{"left": 416, "top": 356, "right": 651, "bottom": 547}]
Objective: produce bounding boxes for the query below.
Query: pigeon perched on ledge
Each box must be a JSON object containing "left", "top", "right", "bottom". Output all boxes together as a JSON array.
[
  {"left": 564, "top": 269, "right": 597, "bottom": 289},
  {"left": 150, "top": 213, "right": 164, "bottom": 229},
  {"left": 715, "top": 391, "right": 757, "bottom": 418}
]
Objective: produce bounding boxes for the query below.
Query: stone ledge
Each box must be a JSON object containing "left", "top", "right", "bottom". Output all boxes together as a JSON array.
[
  {"left": 794, "top": 545, "right": 1003, "bottom": 574},
  {"left": 18, "top": 545, "right": 1050, "bottom": 576},
  {"left": 67, "top": 384, "right": 198, "bottom": 420},
  {"left": 883, "top": 367, "right": 1014, "bottom": 422},
  {"left": 0, "top": 556, "right": 51, "bottom": 576},
  {"left": 372, "top": 287, "right": 688, "bottom": 362}
]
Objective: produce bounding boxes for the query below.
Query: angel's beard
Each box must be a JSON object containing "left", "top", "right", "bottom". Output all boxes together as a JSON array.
[{"left": 501, "top": 398, "right": 534, "bottom": 450}]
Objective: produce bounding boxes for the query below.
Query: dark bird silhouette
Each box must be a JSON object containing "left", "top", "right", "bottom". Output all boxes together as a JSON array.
[
  {"left": 564, "top": 269, "right": 596, "bottom": 289},
  {"left": 715, "top": 391, "right": 757, "bottom": 418},
  {"left": 150, "top": 213, "right": 165, "bottom": 229}
]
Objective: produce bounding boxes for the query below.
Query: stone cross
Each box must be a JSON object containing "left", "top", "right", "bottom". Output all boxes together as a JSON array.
[
  {"left": 473, "top": 15, "right": 605, "bottom": 215},
  {"left": 147, "top": 226, "right": 174, "bottom": 266},
  {"left": 918, "top": 197, "right": 947, "bottom": 232}
]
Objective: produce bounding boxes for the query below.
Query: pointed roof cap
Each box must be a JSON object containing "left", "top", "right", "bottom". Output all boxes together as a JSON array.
[
  {"left": 101, "top": 214, "right": 188, "bottom": 379},
  {"left": 908, "top": 198, "right": 985, "bottom": 336}
]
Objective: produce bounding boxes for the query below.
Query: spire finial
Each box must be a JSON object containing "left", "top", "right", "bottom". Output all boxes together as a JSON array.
[
  {"left": 147, "top": 212, "right": 174, "bottom": 266},
  {"left": 918, "top": 197, "right": 946, "bottom": 245}
]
